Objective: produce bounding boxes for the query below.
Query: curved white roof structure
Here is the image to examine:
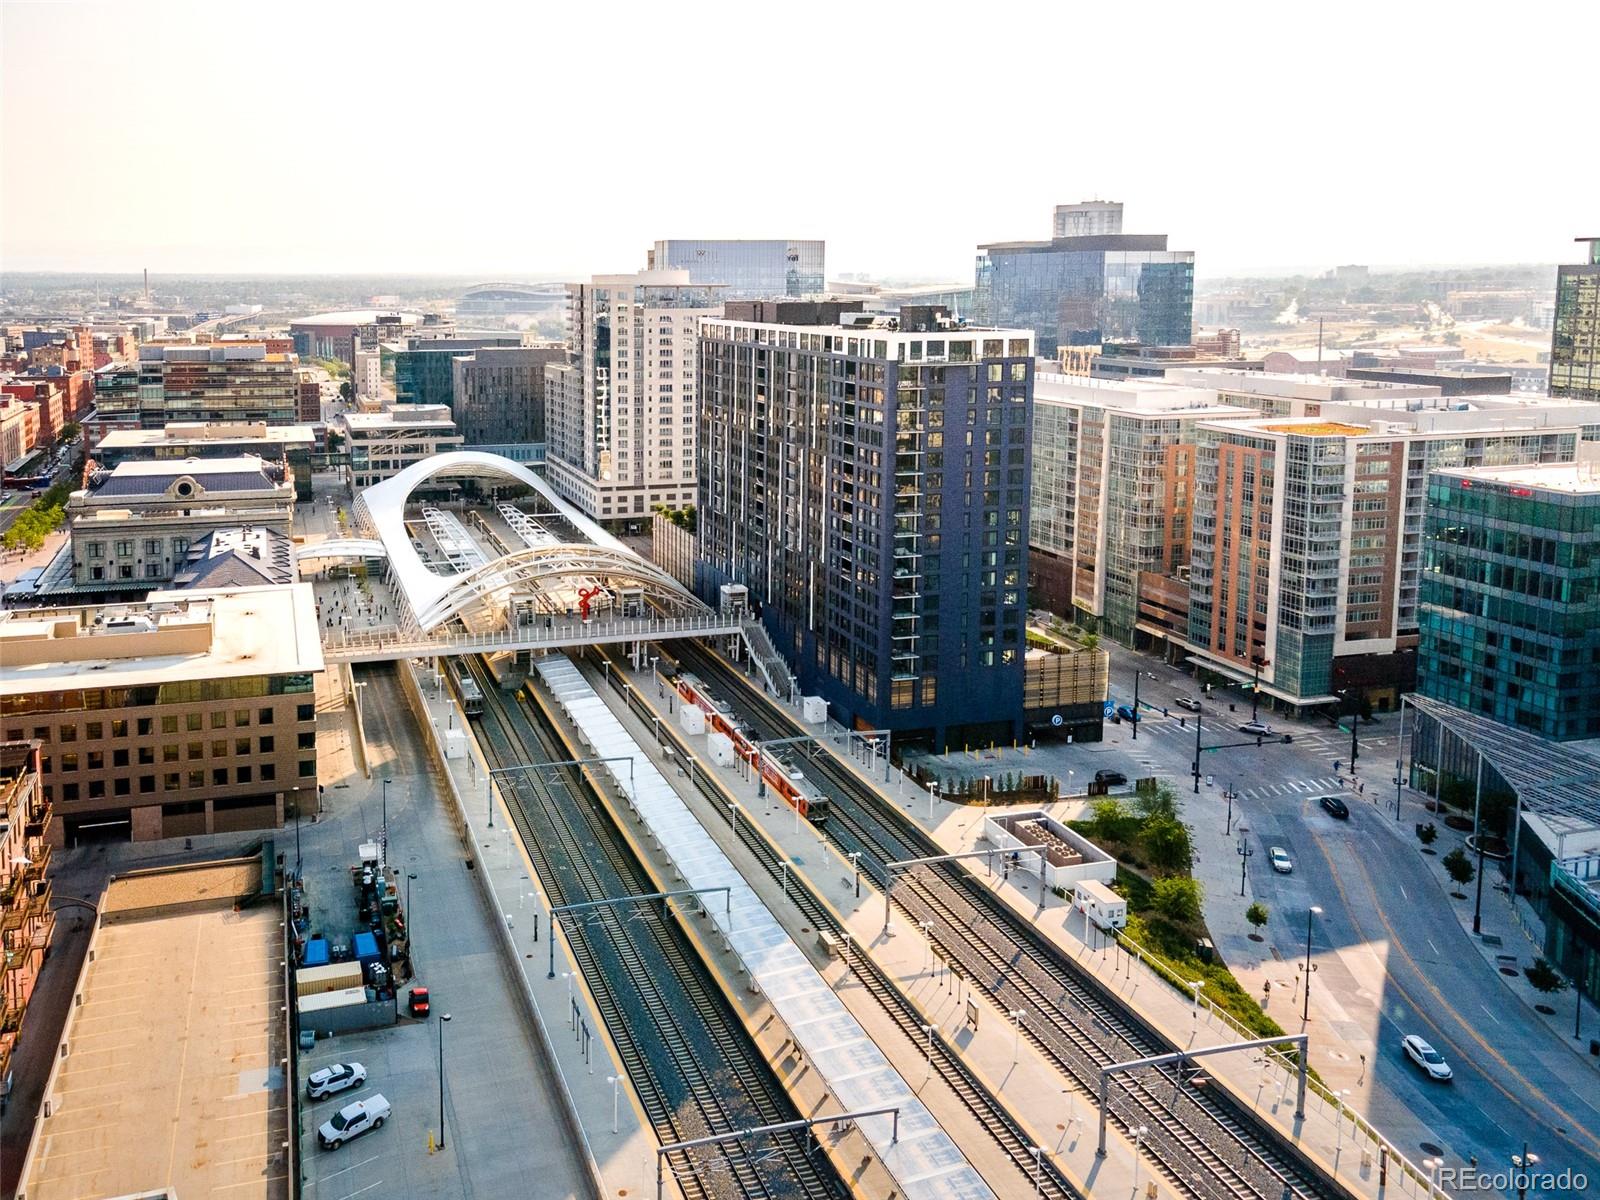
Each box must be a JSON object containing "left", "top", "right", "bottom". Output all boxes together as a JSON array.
[
  {"left": 293, "top": 537, "right": 387, "bottom": 563},
  {"left": 354, "top": 451, "right": 703, "bottom": 632}
]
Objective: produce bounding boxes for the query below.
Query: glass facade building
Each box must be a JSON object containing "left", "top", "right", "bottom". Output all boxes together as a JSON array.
[
  {"left": 1550, "top": 237, "right": 1600, "bottom": 402},
  {"left": 650, "top": 240, "right": 825, "bottom": 299},
  {"left": 974, "top": 234, "right": 1194, "bottom": 357},
  {"left": 1418, "top": 463, "right": 1600, "bottom": 740},
  {"left": 392, "top": 335, "right": 523, "bottom": 409}
]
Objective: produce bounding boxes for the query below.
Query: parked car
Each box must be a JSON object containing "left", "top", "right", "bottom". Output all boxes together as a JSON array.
[
  {"left": 318, "top": 1094, "right": 391, "bottom": 1148},
  {"left": 1175, "top": 695, "right": 1202, "bottom": 712},
  {"left": 1238, "top": 720, "right": 1275, "bottom": 737},
  {"left": 1401, "top": 1035, "right": 1453, "bottom": 1081},
  {"left": 1317, "top": 795, "right": 1350, "bottom": 820},
  {"left": 1095, "top": 769, "right": 1129, "bottom": 786},
  {"left": 1268, "top": 846, "right": 1294, "bottom": 874},
  {"left": 1115, "top": 704, "right": 1140, "bottom": 724},
  {"left": 306, "top": 1062, "right": 367, "bottom": 1100},
  {"left": 408, "top": 986, "right": 430, "bottom": 1018}
]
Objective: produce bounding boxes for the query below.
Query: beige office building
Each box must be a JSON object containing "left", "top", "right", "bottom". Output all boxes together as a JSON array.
[{"left": 0, "top": 584, "right": 323, "bottom": 845}]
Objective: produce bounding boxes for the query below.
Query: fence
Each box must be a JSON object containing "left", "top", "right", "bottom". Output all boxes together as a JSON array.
[{"left": 321, "top": 611, "right": 744, "bottom": 662}]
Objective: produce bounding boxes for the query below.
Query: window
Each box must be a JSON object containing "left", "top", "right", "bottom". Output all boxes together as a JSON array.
[
  {"left": 236, "top": 766, "right": 252, "bottom": 784},
  {"left": 187, "top": 713, "right": 202, "bottom": 732},
  {"left": 211, "top": 740, "right": 227, "bottom": 757},
  {"left": 139, "top": 775, "right": 155, "bottom": 794},
  {"left": 211, "top": 712, "right": 226, "bottom": 729},
  {"left": 163, "top": 744, "right": 179, "bottom": 762},
  {"left": 188, "top": 742, "right": 203, "bottom": 760},
  {"left": 144, "top": 539, "right": 161, "bottom": 555},
  {"left": 298, "top": 760, "right": 316, "bottom": 778},
  {"left": 234, "top": 709, "right": 249, "bottom": 727},
  {"left": 261, "top": 762, "right": 275, "bottom": 781},
  {"left": 259, "top": 708, "right": 274, "bottom": 725},
  {"left": 298, "top": 731, "right": 316, "bottom": 750},
  {"left": 162, "top": 715, "right": 178, "bottom": 734},
  {"left": 136, "top": 718, "right": 152, "bottom": 737},
  {"left": 235, "top": 738, "right": 250, "bottom": 756},
  {"left": 259, "top": 736, "right": 274, "bottom": 753},
  {"left": 297, "top": 704, "right": 315, "bottom": 722}
]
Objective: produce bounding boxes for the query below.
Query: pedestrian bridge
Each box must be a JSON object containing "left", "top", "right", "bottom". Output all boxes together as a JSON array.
[{"left": 320, "top": 611, "right": 747, "bottom": 664}]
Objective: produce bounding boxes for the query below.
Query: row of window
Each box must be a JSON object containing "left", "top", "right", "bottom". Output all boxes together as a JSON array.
[
  {"left": 5, "top": 703, "right": 313, "bottom": 743},
  {"left": 45, "top": 731, "right": 310, "bottom": 772},
  {"left": 46, "top": 757, "right": 315, "bottom": 803}
]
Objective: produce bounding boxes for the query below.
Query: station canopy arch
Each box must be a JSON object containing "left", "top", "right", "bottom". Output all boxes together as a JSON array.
[{"left": 354, "top": 451, "right": 706, "bottom": 631}]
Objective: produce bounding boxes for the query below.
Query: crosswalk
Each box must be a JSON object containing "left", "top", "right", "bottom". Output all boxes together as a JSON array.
[{"left": 1236, "top": 776, "right": 1345, "bottom": 801}]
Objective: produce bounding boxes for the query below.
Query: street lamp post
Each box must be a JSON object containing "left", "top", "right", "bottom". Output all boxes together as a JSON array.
[
  {"left": 1224, "top": 786, "right": 1234, "bottom": 836},
  {"left": 1132, "top": 669, "right": 1141, "bottom": 742},
  {"left": 919, "top": 1023, "right": 937, "bottom": 1073},
  {"left": 1302, "top": 905, "right": 1323, "bottom": 1023},
  {"left": 406, "top": 872, "right": 417, "bottom": 920},
  {"left": 847, "top": 851, "right": 862, "bottom": 899},
  {"left": 1513, "top": 1144, "right": 1540, "bottom": 1200},
  {"left": 1578, "top": 945, "right": 1591, "bottom": 1041},
  {"left": 1189, "top": 979, "right": 1204, "bottom": 1018},
  {"left": 1422, "top": 1157, "right": 1441, "bottom": 1198},
  {"left": 1192, "top": 709, "right": 1203, "bottom": 794},
  {"left": 1009, "top": 1009, "right": 1024, "bottom": 1062},
  {"left": 1028, "top": 1144, "right": 1044, "bottom": 1200},
  {"left": 1470, "top": 753, "right": 1488, "bottom": 934},
  {"left": 1250, "top": 654, "right": 1268, "bottom": 721},
  {"left": 1132, "top": 1124, "right": 1150, "bottom": 1191},
  {"left": 1332, "top": 1088, "right": 1350, "bottom": 1161},
  {"left": 607, "top": 1074, "right": 621, "bottom": 1134},
  {"left": 1237, "top": 838, "right": 1254, "bottom": 897},
  {"left": 437, "top": 1011, "right": 453, "bottom": 1149}
]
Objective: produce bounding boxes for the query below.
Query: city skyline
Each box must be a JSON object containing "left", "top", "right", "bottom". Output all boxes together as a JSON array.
[{"left": 4, "top": 1, "right": 1596, "bottom": 279}]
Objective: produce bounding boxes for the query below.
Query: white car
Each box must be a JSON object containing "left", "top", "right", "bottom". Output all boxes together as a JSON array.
[
  {"left": 1268, "top": 846, "right": 1293, "bottom": 874},
  {"left": 318, "top": 1094, "right": 391, "bottom": 1148},
  {"left": 1401, "top": 1035, "right": 1453, "bottom": 1082},
  {"left": 1238, "top": 720, "right": 1275, "bottom": 737},
  {"left": 1175, "top": 695, "right": 1202, "bottom": 712},
  {"left": 306, "top": 1062, "right": 367, "bottom": 1100}
]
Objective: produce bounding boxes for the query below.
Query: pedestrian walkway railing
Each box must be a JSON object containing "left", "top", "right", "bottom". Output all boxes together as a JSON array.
[
  {"left": 1105, "top": 927, "right": 1446, "bottom": 1198},
  {"left": 320, "top": 610, "right": 743, "bottom": 662}
]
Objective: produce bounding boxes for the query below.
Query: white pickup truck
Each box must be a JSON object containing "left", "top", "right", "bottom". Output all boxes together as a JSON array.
[{"left": 317, "top": 1094, "right": 391, "bottom": 1149}]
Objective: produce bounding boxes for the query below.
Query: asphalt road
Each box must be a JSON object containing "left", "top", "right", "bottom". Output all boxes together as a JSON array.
[{"left": 1008, "top": 640, "right": 1600, "bottom": 1194}]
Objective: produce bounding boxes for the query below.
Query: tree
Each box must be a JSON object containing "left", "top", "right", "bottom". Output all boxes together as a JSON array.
[
  {"left": 1525, "top": 958, "right": 1567, "bottom": 995},
  {"left": 1417, "top": 822, "right": 1438, "bottom": 846},
  {"left": 57, "top": 422, "right": 81, "bottom": 443},
  {"left": 1141, "top": 813, "right": 1194, "bottom": 874},
  {"left": 1442, "top": 847, "right": 1475, "bottom": 887},
  {"left": 1245, "top": 901, "right": 1269, "bottom": 931},
  {"left": 1134, "top": 781, "right": 1179, "bottom": 821},
  {"left": 1151, "top": 876, "right": 1203, "bottom": 925},
  {"left": 338, "top": 380, "right": 355, "bottom": 403},
  {"left": 1080, "top": 632, "right": 1099, "bottom": 651},
  {"left": 1090, "top": 797, "right": 1128, "bottom": 840}
]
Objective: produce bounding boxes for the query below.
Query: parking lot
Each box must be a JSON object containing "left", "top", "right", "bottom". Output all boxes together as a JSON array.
[{"left": 300, "top": 1015, "right": 458, "bottom": 1199}]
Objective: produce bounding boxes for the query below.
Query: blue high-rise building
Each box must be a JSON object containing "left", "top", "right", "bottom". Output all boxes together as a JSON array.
[
  {"left": 974, "top": 203, "right": 1194, "bottom": 357},
  {"left": 697, "top": 301, "right": 1035, "bottom": 750}
]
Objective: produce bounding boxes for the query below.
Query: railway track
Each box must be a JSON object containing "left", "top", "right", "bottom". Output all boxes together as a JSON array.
[
  {"left": 666, "top": 643, "right": 1340, "bottom": 1200},
  {"left": 463, "top": 656, "right": 848, "bottom": 1200},
  {"left": 594, "top": 654, "right": 1084, "bottom": 1199}
]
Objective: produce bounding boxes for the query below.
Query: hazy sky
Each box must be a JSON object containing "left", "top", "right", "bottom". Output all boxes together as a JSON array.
[{"left": 4, "top": 0, "right": 1596, "bottom": 280}]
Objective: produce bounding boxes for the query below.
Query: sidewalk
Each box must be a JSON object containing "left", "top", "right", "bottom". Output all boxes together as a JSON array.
[
  {"left": 1393, "top": 784, "right": 1600, "bottom": 1063},
  {"left": 616, "top": 652, "right": 1445, "bottom": 1200}
]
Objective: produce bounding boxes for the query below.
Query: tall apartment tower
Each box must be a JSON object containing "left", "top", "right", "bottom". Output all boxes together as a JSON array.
[
  {"left": 649, "top": 240, "right": 825, "bottom": 299},
  {"left": 1551, "top": 236, "right": 1600, "bottom": 401},
  {"left": 1053, "top": 201, "right": 1124, "bottom": 238},
  {"left": 698, "top": 302, "right": 1035, "bottom": 749},
  {"left": 543, "top": 269, "right": 723, "bottom": 526}
]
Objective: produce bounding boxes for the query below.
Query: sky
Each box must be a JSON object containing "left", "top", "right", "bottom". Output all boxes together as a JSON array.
[{"left": 4, "top": 0, "right": 1597, "bottom": 281}]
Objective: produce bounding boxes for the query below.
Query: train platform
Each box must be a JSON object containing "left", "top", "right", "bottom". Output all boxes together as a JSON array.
[
  {"left": 530, "top": 653, "right": 1000, "bottom": 1200},
  {"left": 601, "top": 651, "right": 1444, "bottom": 1200}
]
